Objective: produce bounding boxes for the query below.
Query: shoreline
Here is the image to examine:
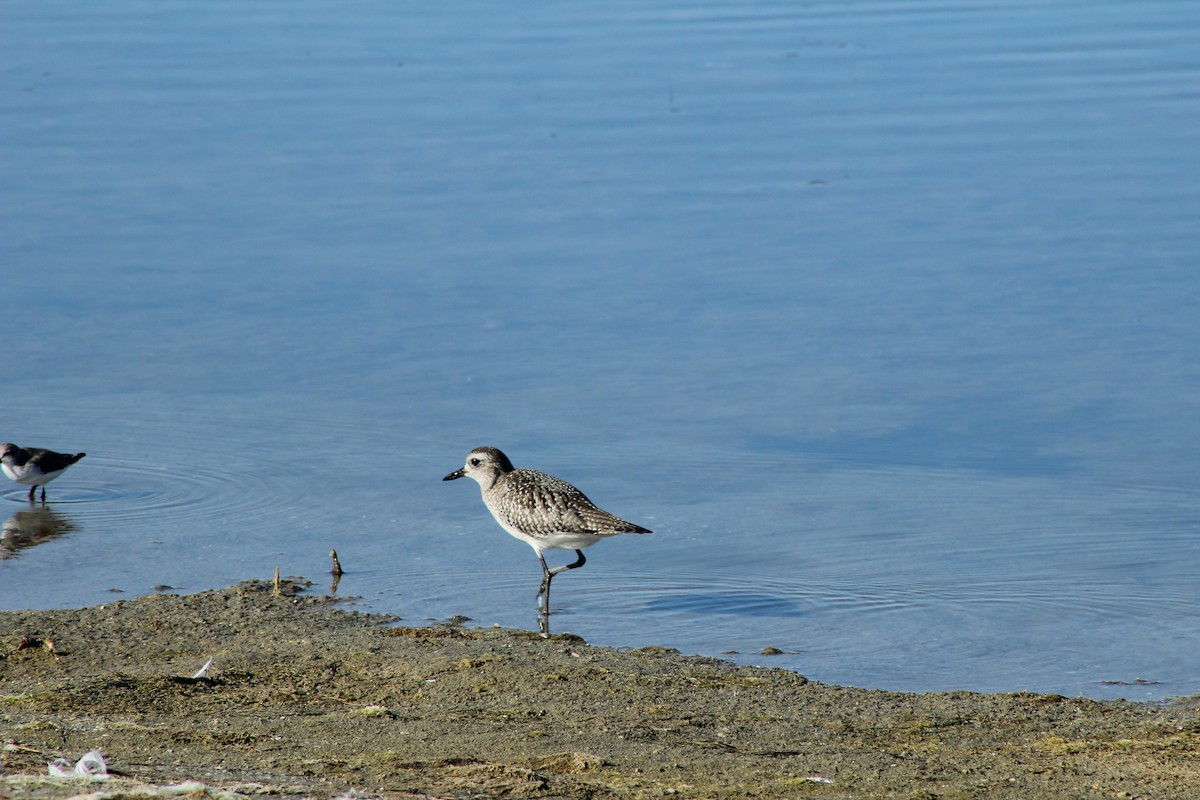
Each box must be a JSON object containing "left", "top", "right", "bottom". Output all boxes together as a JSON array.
[{"left": 2, "top": 579, "right": 1198, "bottom": 799}]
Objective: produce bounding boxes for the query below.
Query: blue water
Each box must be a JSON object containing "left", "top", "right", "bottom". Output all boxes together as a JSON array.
[{"left": 2, "top": 0, "right": 1198, "bottom": 701}]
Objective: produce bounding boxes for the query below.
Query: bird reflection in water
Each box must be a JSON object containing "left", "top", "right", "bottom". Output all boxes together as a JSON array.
[{"left": 1, "top": 506, "right": 79, "bottom": 560}]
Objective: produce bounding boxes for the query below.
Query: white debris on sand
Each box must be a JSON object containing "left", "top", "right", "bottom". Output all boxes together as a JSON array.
[
  {"left": 48, "top": 749, "right": 108, "bottom": 779},
  {"left": 191, "top": 656, "right": 215, "bottom": 679}
]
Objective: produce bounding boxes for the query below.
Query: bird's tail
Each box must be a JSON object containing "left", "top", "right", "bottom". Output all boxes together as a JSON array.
[{"left": 68, "top": 453, "right": 86, "bottom": 465}]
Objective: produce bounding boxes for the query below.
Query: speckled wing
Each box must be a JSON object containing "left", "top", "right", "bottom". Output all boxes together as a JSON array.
[{"left": 489, "top": 469, "right": 651, "bottom": 537}]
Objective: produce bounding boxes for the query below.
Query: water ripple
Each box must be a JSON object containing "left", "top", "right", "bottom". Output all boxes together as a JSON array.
[{"left": 2, "top": 453, "right": 300, "bottom": 528}]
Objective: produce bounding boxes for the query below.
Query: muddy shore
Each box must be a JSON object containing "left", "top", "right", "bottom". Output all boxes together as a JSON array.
[{"left": 1, "top": 579, "right": 1198, "bottom": 799}]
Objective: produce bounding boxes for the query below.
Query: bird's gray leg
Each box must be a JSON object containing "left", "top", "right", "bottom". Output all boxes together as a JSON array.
[
  {"left": 27, "top": 485, "right": 36, "bottom": 503},
  {"left": 536, "top": 550, "right": 589, "bottom": 636},
  {"left": 538, "top": 552, "right": 553, "bottom": 608},
  {"left": 537, "top": 550, "right": 588, "bottom": 610}
]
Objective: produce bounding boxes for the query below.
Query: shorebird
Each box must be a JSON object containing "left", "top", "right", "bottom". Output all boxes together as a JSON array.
[
  {"left": 443, "top": 446, "right": 651, "bottom": 615},
  {"left": 1, "top": 443, "right": 86, "bottom": 502}
]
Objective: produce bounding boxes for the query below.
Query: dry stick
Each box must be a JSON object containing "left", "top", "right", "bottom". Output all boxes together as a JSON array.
[
  {"left": 330, "top": 549, "right": 344, "bottom": 576},
  {"left": 273, "top": 566, "right": 282, "bottom": 596}
]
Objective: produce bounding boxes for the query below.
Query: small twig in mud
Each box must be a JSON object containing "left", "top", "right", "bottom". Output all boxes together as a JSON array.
[{"left": 273, "top": 567, "right": 282, "bottom": 596}]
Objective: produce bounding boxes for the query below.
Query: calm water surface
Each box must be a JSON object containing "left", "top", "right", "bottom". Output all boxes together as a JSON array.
[{"left": 2, "top": 0, "right": 1198, "bottom": 701}]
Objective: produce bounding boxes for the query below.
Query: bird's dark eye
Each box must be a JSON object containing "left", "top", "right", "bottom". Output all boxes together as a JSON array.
[{"left": 470, "top": 458, "right": 481, "bottom": 467}]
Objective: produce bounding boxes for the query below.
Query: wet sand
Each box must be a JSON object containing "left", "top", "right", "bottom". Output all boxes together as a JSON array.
[{"left": 2, "top": 579, "right": 1198, "bottom": 799}]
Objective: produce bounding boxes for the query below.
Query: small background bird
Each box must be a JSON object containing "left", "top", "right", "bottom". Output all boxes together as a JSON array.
[{"left": 1, "top": 443, "right": 87, "bottom": 502}]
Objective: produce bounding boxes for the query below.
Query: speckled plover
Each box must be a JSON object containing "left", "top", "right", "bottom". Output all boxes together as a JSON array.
[
  {"left": 443, "top": 446, "right": 651, "bottom": 614},
  {"left": 1, "top": 443, "right": 86, "bottom": 502}
]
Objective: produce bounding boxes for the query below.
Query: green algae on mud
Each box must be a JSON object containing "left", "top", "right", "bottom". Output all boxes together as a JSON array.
[{"left": 1, "top": 580, "right": 1199, "bottom": 799}]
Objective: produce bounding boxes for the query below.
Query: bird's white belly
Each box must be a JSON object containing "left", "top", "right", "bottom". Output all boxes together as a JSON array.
[
  {"left": 489, "top": 512, "right": 603, "bottom": 553},
  {"left": 2, "top": 463, "right": 56, "bottom": 485}
]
